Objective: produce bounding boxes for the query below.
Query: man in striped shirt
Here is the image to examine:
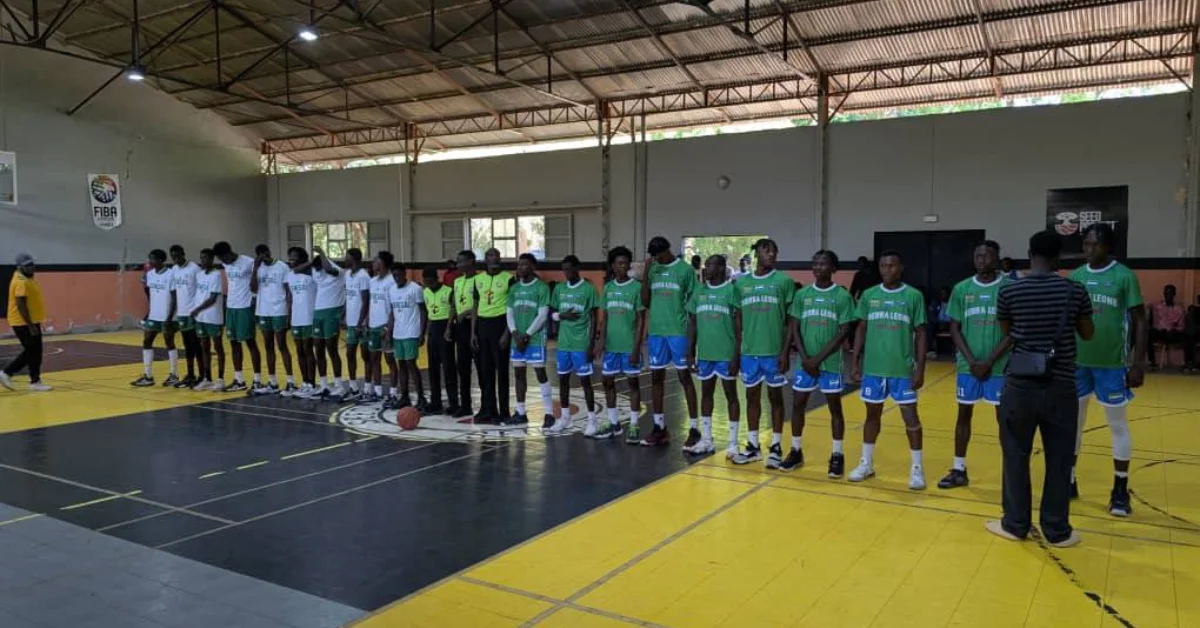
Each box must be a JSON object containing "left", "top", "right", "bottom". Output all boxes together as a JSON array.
[{"left": 990, "top": 229, "right": 1093, "bottom": 549}]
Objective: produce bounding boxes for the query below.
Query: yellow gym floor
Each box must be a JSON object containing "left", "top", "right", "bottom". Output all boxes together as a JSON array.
[{"left": 1, "top": 331, "right": 1197, "bottom": 627}]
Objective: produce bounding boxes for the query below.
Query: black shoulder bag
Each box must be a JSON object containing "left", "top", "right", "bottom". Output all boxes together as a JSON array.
[{"left": 1006, "top": 282, "right": 1073, "bottom": 378}]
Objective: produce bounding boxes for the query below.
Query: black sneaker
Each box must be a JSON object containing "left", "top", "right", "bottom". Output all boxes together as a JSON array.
[
  {"left": 543, "top": 414, "right": 556, "bottom": 429},
  {"left": 765, "top": 443, "right": 784, "bottom": 469},
  {"left": 425, "top": 402, "right": 444, "bottom": 415},
  {"left": 226, "top": 381, "right": 248, "bottom": 393},
  {"left": 1109, "top": 477, "right": 1132, "bottom": 517},
  {"left": 415, "top": 398, "right": 431, "bottom": 413},
  {"left": 1070, "top": 478, "right": 1080, "bottom": 499},
  {"left": 937, "top": 468, "right": 970, "bottom": 489},
  {"left": 780, "top": 448, "right": 804, "bottom": 472},
  {"left": 503, "top": 413, "right": 529, "bottom": 426},
  {"left": 173, "top": 375, "right": 197, "bottom": 389},
  {"left": 444, "top": 404, "right": 460, "bottom": 417},
  {"left": 161, "top": 374, "right": 180, "bottom": 388},
  {"left": 828, "top": 452, "right": 845, "bottom": 478},
  {"left": 473, "top": 411, "right": 498, "bottom": 424},
  {"left": 730, "top": 442, "right": 762, "bottom": 465},
  {"left": 131, "top": 375, "right": 154, "bottom": 387},
  {"left": 682, "top": 427, "right": 702, "bottom": 452},
  {"left": 453, "top": 406, "right": 474, "bottom": 419},
  {"left": 397, "top": 395, "right": 412, "bottom": 409}
]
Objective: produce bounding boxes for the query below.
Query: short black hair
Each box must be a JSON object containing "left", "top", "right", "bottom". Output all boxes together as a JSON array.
[
  {"left": 754, "top": 238, "right": 778, "bottom": 252},
  {"left": 979, "top": 240, "right": 1000, "bottom": 252},
  {"left": 878, "top": 249, "right": 902, "bottom": 262},
  {"left": 813, "top": 249, "right": 839, "bottom": 266},
  {"left": 706, "top": 254, "right": 727, "bottom": 267},
  {"left": 199, "top": 248, "right": 214, "bottom": 257},
  {"left": 1083, "top": 222, "right": 1117, "bottom": 248},
  {"left": 608, "top": 246, "right": 632, "bottom": 266},
  {"left": 149, "top": 249, "right": 167, "bottom": 262},
  {"left": 1028, "top": 229, "right": 1062, "bottom": 260},
  {"left": 390, "top": 260, "right": 407, "bottom": 272},
  {"left": 647, "top": 236, "right": 671, "bottom": 256},
  {"left": 288, "top": 247, "right": 308, "bottom": 263},
  {"left": 518, "top": 253, "right": 537, "bottom": 264},
  {"left": 254, "top": 244, "right": 270, "bottom": 256},
  {"left": 1001, "top": 256, "right": 1014, "bottom": 263},
  {"left": 422, "top": 266, "right": 439, "bottom": 279},
  {"left": 457, "top": 249, "right": 476, "bottom": 262},
  {"left": 377, "top": 251, "right": 395, "bottom": 267},
  {"left": 169, "top": 245, "right": 184, "bottom": 255},
  {"left": 212, "top": 241, "right": 232, "bottom": 257},
  {"left": 562, "top": 255, "right": 581, "bottom": 267},
  {"left": 346, "top": 248, "right": 363, "bottom": 262}
]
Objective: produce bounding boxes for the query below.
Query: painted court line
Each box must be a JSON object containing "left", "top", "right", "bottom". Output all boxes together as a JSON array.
[
  {"left": 522, "top": 476, "right": 778, "bottom": 626},
  {"left": 235, "top": 461, "right": 270, "bottom": 471},
  {"left": 280, "top": 441, "right": 353, "bottom": 460},
  {"left": 60, "top": 490, "right": 143, "bottom": 510},
  {"left": 0, "top": 463, "right": 235, "bottom": 525},
  {"left": 456, "top": 576, "right": 670, "bottom": 628}
]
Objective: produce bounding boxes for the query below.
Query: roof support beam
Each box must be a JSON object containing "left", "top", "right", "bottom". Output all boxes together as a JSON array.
[{"left": 967, "top": 0, "right": 1005, "bottom": 98}]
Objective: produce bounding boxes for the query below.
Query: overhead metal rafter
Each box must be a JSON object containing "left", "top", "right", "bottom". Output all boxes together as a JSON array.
[
  {"left": 262, "top": 28, "right": 1193, "bottom": 154},
  {"left": 967, "top": 0, "right": 1005, "bottom": 98}
]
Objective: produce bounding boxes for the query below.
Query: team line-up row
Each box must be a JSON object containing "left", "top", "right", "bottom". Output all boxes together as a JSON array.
[{"left": 131, "top": 228, "right": 1143, "bottom": 516}]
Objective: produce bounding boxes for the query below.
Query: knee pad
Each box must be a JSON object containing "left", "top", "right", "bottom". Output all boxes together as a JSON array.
[{"left": 1104, "top": 406, "right": 1132, "bottom": 461}]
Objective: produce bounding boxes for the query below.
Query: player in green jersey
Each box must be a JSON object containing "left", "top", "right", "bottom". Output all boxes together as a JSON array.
[
  {"left": 849, "top": 250, "right": 928, "bottom": 490},
  {"left": 1069, "top": 223, "right": 1146, "bottom": 517},
  {"left": 550, "top": 255, "right": 600, "bottom": 435},
  {"left": 686, "top": 255, "right": 742, "bottom": 457},
  {"left": 787, "top": 250, "right": 854, "bottom": 476},
  {"left": 730, "top": 239, "right": 795, "bottom": 468},
  {"left": 640, "top": 236, "right": 699, "bottom": 447},
  {"left": 595, "top": 247, "right": 644, "bottom": 441},
  {"left": 507, "top": 253, "right": 554, "bottom": 428},
  {"left": 941, "top": 241, "right": 1012, "bottom": 489}
]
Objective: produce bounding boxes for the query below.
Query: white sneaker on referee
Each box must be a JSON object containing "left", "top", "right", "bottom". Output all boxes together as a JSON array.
[
  {"left": 909, "top": 465, "right": 927, "bottom": 491},
  {"left": 848, "top": 460, "right": 875, "bottom": 482},
  {"left": 0, "top": 372, "right": 13, "bottom": 390}
]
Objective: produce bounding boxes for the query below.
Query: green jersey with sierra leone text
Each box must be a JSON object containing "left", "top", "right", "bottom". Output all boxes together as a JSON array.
[
  {"left": 603, "top": 279, "right": 643, "bottom": 354},
  {"left": 688, "top": 280, "right": 740, "bottom": 363},
  {"left": 855, "top": 283, "right": 926, "bottom": 378},
  {"left": 551, "top": 279, "right": 597, "bottom": 352},
  {"left": 947, "top": 275, "right": 1009, "bottom": 376},
  {"left": 789, "top": 283, "right": 854, "bottom": 373},
  {"left": 647, "top": 258, "right": 696, "bottom": 337},
  {"left": 509, "top": 278, "right": 551, "bottom": 347},
  {"left": 737, "top": 270, "right": 795, "bottom": 357},
  {"left": 1069, "top": 261, "right": 1142, "bottom": 368}
]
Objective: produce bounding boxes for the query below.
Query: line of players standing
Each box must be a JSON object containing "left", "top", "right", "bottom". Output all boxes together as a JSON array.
[{"left": 132, "top": 226, "right": 1141, "bottom": 517}]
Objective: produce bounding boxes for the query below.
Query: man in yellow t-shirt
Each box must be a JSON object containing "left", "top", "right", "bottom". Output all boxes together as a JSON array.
[{"left": 2, "top": 253, "right": 50, "bottom": 392}]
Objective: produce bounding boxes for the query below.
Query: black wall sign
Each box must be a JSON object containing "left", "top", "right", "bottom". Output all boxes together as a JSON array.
[{"left": 1046, "top": 186, "right": 1129, "bottom": 259}]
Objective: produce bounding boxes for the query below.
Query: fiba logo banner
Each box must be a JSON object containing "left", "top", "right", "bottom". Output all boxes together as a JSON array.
[
  {"left": 88, "top": 173, "right": 123, "bottom": 230},
  {"left": 1045, "top": 186, "right": 1128, "bottom": 259}
]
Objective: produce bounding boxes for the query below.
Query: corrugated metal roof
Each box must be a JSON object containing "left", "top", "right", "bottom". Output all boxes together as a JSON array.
[{"left": 8, "top": 0, "right": 1194, "bottom": 163}]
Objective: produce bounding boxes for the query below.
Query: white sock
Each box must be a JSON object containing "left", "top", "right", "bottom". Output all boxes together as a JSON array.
[
  {"left": 350, "top": 380, "right": 360, "bottom": 391},
  {"left": 771, "top": 432, "right": 782, "bottom": 447},
  {"left": 561, "top": 407, "right": 571, "bottom": 422},
  {"left": 653, "top": 413, "right": 665, "bottom": 428},
  {"left": 862, "top": 443, "right": 875, "bottom": 465},
  {"left": 319, "top": 377, "right": 327, "bottom": 388},
  {"left": 1103, "top": 404, "right": 1133, "bottom": 461},
  {"left": 587, "top": 411, "right": 597, "bottom": 422},
  {"left": 333, "top": 378, "right": 342, "bottom": 388},
  {"left": 540, "top": 382, "right": 553, "bottom": 411},
  {"left": 234, "top": 371, "right": 244, "bottom": 383},
  {"left": 608, "top": 407, "right": 619, "bottom": 425},
  {"left": 390, "top": 387, "right": 398, "bottom": 397},
  {"left": 374, "top": 385, "right": 383, "bottom": 396},
  {"left": 167, "top": 350, "right": 178, "bottom": 376},
  {"left": 1076, "top": 396, "right": 1091, "bottom": 455},
  {"left": 728, "top": 421, "right": 741, "bottom": 451},
  {"left": 689, "top": 418, "right": 698, "bottom": 430},
  {"left": 269, "top": 374, "right": 278, "bottom": 386},
  {"left": 516, "top": 402, "right": 526, "bottom": 415},
  {"left": 953, "top": 456, "right": 967, "bottom": 471},
  {"left": 629, "top": 409, "right": 640, "bottom": 424},
  {"left": 700, "top": 416, "right": 712, "bottom": 441},
  {"left": 791, "top": 436, "right": 802, "bottom": 451},
  {"left": 287, "top": 375, "right": 295, "bottom": 385},
  {"left": 911, "top": 449, "right": 924, "bottom": 468},
  {"left": 748, "top": 430, "right": 759, "bottom": 447},
  {"left": 832, "top": 439, "right": 844, "bottom": 455},
  {"left": 142, "top": 349, "right": 153, "bottom": 377},
  {"left": 253, "top": 373, "right": 262, "bottom": 383}
]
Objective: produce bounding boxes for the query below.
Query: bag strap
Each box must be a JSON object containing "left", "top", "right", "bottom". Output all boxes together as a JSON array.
[{"left": 1046, "top": 281, "right": 1074, "bottom": 357}]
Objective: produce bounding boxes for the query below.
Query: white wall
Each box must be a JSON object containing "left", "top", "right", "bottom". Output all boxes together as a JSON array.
[
  {"left": 828, "top": 94, "right": 1190, "bottom": 259},
  {"left": 0, "top": 46, "right": 264, "bottom": 264},
  {"left": 266, "top": 165, "right": 403, "bottom": 255}
]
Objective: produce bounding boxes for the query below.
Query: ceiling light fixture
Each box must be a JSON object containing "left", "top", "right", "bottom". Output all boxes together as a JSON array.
[
  {"left": 298, "top": 26, "right": 319, "bottom": 42},
  {"left": 126, "top": 66, "right": 146, "bottom": 81}
]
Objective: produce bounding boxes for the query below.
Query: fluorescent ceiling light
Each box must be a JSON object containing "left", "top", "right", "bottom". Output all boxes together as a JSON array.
[
  {"left": 126, "top": 66, "right": 146, "bottom": 81},
  {"left": 298, "top": 26, "right": 319, "bottom": 42}
]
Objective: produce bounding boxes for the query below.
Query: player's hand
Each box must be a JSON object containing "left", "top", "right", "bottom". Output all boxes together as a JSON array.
[
  {"left": 777, "top": 352, "right": 789, "bottom": 374},
  {"left": 911, "top": 369, "right": 925, "bottom": 391},
  {"left": 631, "top": 344, "right": 642, "bottom": 367},
  {"left": 969, "top": 362, "right": 991, "bottom": 381},
  {"left": 849, "top": 363, "right": 861, "bottom": 384},
  {"left": 801, "top": 357, "right": 820, "bottom": 377},
  {"left": 1127, "top": 364, "right": 1145, "bottom": 389},
  {"left": 443, "top": 327, "right": 453, "bottom": 342},
  {"left": 500, "top": 330, "right": 511, "bottom": 350}
]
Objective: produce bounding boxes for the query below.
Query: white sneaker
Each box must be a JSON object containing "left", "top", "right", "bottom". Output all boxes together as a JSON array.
[
  {"left": 725, "top": 446, "right": 742, "bottom": 461},
  {"left": 0, "top": 372, "right": 14, "bottom": 390},
  {"left": 583, "top": 421, "right": 598, "bottom": 437},
  {"left": 28, "top": 382, "right": 52, "bottom": 392},
  {"left": 211, "top": 380, "right": 226, "bottom": 393},
  {"left": 848, "top": 461, "right": 875, "bottom": 482},
  {"left": 193, "top": 380, "right": 212, "bottom": 391},
  {"left": 687, "top": 438, "right": 716, "bottom": 455},
  {"left": 546, "top": 418, "right": 572, "bottom": 434},
  {"left": 909, "top": 466, "right": 927, "bottom": 491}
]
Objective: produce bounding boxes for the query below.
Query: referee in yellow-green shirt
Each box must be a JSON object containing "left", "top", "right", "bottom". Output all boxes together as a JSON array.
[
  {"left": 422, "top": 266, "right": 459, "bottom": 415},
  {"left": 2, "top": 253, "right": 51, "bottom": 392},
  {"left": 472, "top": 247, "right": 515, "bottom": 423}
]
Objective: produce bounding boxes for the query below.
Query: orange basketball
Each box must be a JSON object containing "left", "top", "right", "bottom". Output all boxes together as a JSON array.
[
  {"left": 551, "top": 401, "right": 580, "bottom": 416},
  {"left": 397, "top": 407, "right": 422, "bottom": 430}
]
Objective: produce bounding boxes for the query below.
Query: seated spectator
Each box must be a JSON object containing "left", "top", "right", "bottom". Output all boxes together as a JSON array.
[
  {"left": 1149, "top": 284, "right": 1192, "bottom": 370},
  {"left": 927, "top": 286, "right": 952, "bottom": 356}
]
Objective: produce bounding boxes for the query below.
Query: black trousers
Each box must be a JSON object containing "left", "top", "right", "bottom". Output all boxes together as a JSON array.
[
  {"left": 476, "top": 315, "right": 510, "bottom": 417},
  {"left": 426, "top": 319, "right": 459, "bottom": 407},
  {"left": 997, "top": 376, "right": 1076, "bottom": 543},
  {"left": 453, "top": 318, "right": 476, "bottom": 414},
  {"left": 3, "top": 325, "right": 44, "bottom": 383},
  {"left": 1149, "top": 328, "right": 1195, "bottom": 365}
]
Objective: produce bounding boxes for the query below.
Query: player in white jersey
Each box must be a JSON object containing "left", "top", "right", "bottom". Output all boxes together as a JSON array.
[
  {"left": 365, "top": 251, "right": 399, "bottom": 403},
  {"left": 388, "top": 261, "right": 428, "bottom": 409},
  {"left": 309, "top": 246, "right": 346, "bottom": 399},
  {"left": 213, "top": 241, "right": 262, "bottom": 393},
  {"left": 252, "top": 244, "right": 295, "bottom": 394},
  {"left": 169, "top": 245, "right": 202, "bottom": 388},
  {"left": 342, "top": 248, "right": 372, "bottom": 400},
  {"left": 189, "top": 248, "right": 226, "bottom": 391},
  {"left": 284, "top": 247, "right": 319, "bottom": 398},
  {"left": 132, "top": 249, "right": 180, "bottom": 387}
]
